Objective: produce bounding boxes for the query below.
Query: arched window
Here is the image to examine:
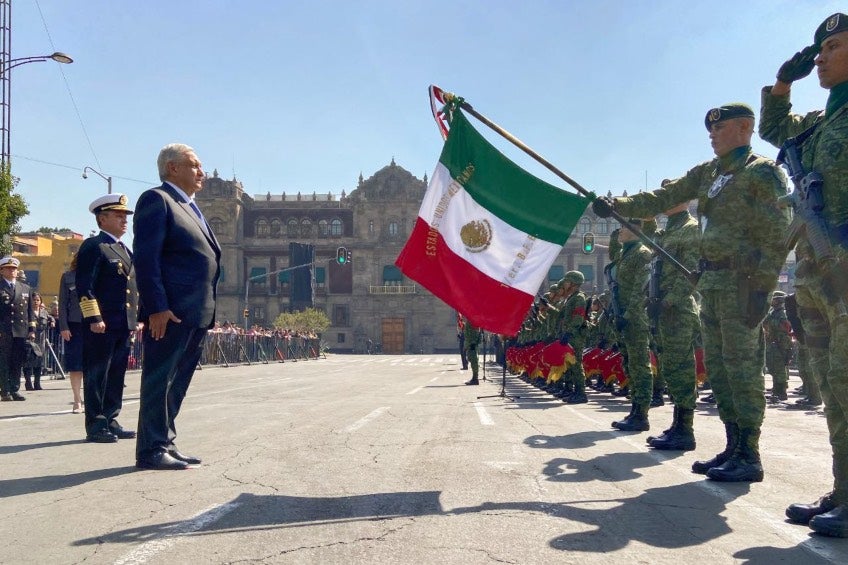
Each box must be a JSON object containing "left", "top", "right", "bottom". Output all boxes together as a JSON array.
[
  {"left": 578, "top": 218, "right": 592, "bottom": 234},
  {"left": 270, "top": 218, "right": 282, "bottom": 238},
  {"left": 256, "top": 218, "right": 269, "bottom": 238},
  {"left": 209, "top": 217, "right": 224, "bottom": 236},
  {"left": 388, "top": 222, "right": 399, "bottom": 237},
  {"left": 330, "top": 218, "right": 343, "bottom": 236},
  {"left": 318, "top": 219, "right": 329, "bottom": 237},
  {"left": 383, "top": 265, "right": 403, "bottom": 287},
  {"left": 287, "top": 219, "right": 298, "bottom": 237},
  {"left": 301, "top": 218, "right": 313, "bottom": 237},
  {"left": 596, "top": 220, "right": 609, "bottom": 234}
]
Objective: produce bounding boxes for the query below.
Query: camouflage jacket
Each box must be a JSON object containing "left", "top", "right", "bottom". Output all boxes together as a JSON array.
[
  {"left": 655, "top": 210, "right": 700, "bottom": 309},
  {"left": 618, "top": 241, "right": 652, "bottom": 327},
  {"left": 759, "top": 86, "right": 848, "bottom": 279},
  {"left": 763, "top": 305, "right": 792, "bottom": 352},
  {"left": 616, "top": 146, "right": 789, "bottom": 292},
  {"left": 556, "top": 290, "right": 587, "bottom": 341}
]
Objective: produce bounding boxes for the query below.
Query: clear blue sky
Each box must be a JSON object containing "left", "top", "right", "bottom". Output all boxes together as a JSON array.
[{"left": 8, "top": 0, "right": 839, "bottom": 236}]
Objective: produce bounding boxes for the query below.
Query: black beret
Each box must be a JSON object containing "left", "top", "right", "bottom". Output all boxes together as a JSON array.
[
  {"left": 704, "top": 103, "right": 755, "bottom": 130},
  {"left": 816, "top": 13, "right": 848, "bottom": 48}
]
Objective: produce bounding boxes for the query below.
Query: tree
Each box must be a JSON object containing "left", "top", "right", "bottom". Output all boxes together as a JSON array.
[
  {"left": 0, "top": 163, "right": 29, "bottom": 256},
  {"left": 36, "top": 226, "right": 74, "bottom": 234},
  {"left": 273, "top": 307, "right": 330, "bottom": 335}
]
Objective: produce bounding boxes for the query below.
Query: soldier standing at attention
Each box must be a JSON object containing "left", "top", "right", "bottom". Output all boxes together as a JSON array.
[
  {"left": 0, "top": 257, "right": 33, "bottom": 401},
  {"left": 609, "top": 220, "right": 653, "bottom": 431},
  {"left": 759, "top": 12, "right": 848, "bottom": 537},
  {"left": 594, "top": 102, "right": 789, "bottom": 482},
  {"left": 76, "top": 194, "right": 139, "bottom": 443},
  {"left": 647, "top": 201, "right": 702, "bottom": 451},
  {"left": 557, "top": 271, "right": 589, "bottom": 404},
  {"left": 463, "top": 317, "right": 482, "bottom": 385},
  {"left": 763, "top": 291, "right": 793, "bottom": 402}
]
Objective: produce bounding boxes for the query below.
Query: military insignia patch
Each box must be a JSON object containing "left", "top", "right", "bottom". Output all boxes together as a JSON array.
[
  {"left": 460, "top": 219, "right": 493, "bottom": 253},
  {"left": 119, "top": 194, "right": 128, "bottom": 205},
  {"left": 827, "top": 14, "right": 840, "bottom": 32},
  {"left": 709, "top": 108, "right": 721, "bottom": 123},
  {"left": 707, "top": 174, "right": 733, "bottom": 198}
]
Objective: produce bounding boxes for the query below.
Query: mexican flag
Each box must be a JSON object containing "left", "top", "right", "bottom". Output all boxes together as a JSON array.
[{"left": 395, "top": 110, "right": 590, "bottom": 335}]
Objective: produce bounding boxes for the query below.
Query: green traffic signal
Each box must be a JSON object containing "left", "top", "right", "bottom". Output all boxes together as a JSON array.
[
  {"left": 336, "top": 246, "right": 348, "bottom": 264},
  {"left": 582, "top": 232, "right": 595, "bottom": 254}
]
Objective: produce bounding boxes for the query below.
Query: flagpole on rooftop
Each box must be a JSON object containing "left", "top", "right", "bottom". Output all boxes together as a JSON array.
[{"left": 440, "top": 90, "right": 698, "bottom": 286}]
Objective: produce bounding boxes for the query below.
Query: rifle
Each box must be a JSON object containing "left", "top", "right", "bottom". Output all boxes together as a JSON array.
[
  {"left": 777, "top": 134, "right": 834, "bottom": 263},
  {"left": 647, "top": 255, "right": 664, "bottom": 335},
  {"left": 604, "top": 263, "right": 625, "bottom": 331}
]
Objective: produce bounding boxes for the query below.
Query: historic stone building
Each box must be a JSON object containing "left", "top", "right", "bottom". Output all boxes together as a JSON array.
[{"left": 196, "top": 159, "right": 616, "bottom": 354}]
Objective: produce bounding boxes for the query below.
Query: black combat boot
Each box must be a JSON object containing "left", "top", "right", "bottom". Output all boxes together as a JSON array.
[
  {"left": 650, "top": 388, "right": 665, "bottom": 407},
  {"left": 24, "top": 375, "right": 33, "bottom": 391},
  {"left": 566, "top": 389, "right": 588, "bottom": 404},
  {"left": 706, "top": 428, "right": 764, "bottom": 482},
  {"left": 692, "top": 422, "right": 739, "bottom": 475},
  {"left": 34, "top": 370, "right": 43, "bottom": 390},
  {"left": 611, "top": 404, "right": 636, "bottom": 429},
  {"left": 786, "top": 492, "right": 838, "bottom": 524},
  {"left": 650, "top": 408, "right": 696, "bottom": 451},
  {"left": 647, "top": 405, "right": 678, "bottom": 444},
  {"left": 809, "top": 505, "right": 848, "bottom": 538},
  {"left": 613, "top": 403, "right": 650, "bottom": 431}
]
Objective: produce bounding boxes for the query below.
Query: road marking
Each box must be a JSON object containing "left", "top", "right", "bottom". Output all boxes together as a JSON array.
[
  {"left": 406, "top": 386, "right": 424, "bottom": 395},
  {"left": 343, "top": 407, "right": 389, "bottom": 433},
  {"left": 430, "top": 377, "right": 440, "bottom": 382},
  {"left": 473, "top": 402, "right": 494, "bottom": 426},
  {"left": 113, "top": 501, "right": 240, "bottom": 565}
]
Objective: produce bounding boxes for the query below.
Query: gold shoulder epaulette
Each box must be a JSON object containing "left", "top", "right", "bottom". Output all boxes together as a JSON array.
[{"left": 79, "top": 297, "right": 101, "bottom": 318}]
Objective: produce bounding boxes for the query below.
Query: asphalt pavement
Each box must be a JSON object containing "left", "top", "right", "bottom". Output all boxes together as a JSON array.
[{"left": 1, "top": 355, "right": 846, "bottom": 564}]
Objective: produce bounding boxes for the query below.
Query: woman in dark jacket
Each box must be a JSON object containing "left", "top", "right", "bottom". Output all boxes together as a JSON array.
[
  {"left": 23, "top": 292, "right": 54, "bottom": 391},
  {"left": 58, "top": 255, "right": 84, "bottom": 412}
]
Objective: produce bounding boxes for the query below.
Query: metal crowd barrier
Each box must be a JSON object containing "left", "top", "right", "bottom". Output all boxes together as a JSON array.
[{"left": 43, "top": 328, "right": 323, "bottom": 378}]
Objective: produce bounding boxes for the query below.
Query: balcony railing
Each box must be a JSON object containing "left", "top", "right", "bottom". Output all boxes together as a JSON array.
[{"left": 369, "top": 284, "right": 417, "bottom": 294}]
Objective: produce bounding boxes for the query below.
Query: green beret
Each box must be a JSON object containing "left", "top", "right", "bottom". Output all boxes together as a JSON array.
[
  {"left": 563, "top": 270, "right": 585, "bottom": 286},
  {"left": 704, "top": 103, "right": 755, "bottom": 130},
  {"left": 816, "top": 13, "right": 848, "bottom": 48}
]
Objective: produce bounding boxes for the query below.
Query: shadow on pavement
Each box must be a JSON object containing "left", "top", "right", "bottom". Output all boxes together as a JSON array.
[
  {"left": 0, "top": 466, "right": 137, "bottom": 498},
  {"left": 0, "top": 438, "right": 85, "bottom": 456}
]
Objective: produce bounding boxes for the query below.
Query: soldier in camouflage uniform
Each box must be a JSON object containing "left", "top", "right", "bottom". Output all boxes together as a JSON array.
[
  {"left": 594, "top": 102, "right": 789, "bottom": 481},
  {"left": 763, "top": 291, "right": 793, "bottom": 402},
  {"left": 609, "top": 220, "right": 653, "bottom": 431},
  {"left": 647, "top": 202, "right": 702, "bottom": 451},
  {"left": 463, "top": 317, "right": 482, "bottom": 385},
  {"left": 556, "top": 271, "right": 589, "bottom": 404},
  {"left": 759, "top": 13, "right": 848, "bottom": 536}
]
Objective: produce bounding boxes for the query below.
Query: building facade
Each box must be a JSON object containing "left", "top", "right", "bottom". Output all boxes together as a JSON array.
[{"left": 195, "top": 160, "right": 616, "bottom": 353}]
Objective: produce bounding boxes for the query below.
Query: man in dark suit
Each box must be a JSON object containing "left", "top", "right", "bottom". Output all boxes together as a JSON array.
[
  {"left": 0, "top": 256, "right": 33, "bottom": 401},
  {"left": 133, "top": 143, "right": 221, "bottom": 470},
  {"left": 76, "top": 194, "right": 139, "bottom": 443}
]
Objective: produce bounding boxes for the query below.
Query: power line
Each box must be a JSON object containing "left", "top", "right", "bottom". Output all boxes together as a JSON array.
[
  {"left": 34, "top": 0, "right": 101, "bottom": 170},
  {"left": 12, "top": 153, "right": 155, "bottom": 185}
]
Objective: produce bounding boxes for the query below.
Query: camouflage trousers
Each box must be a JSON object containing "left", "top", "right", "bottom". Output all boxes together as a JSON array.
[
  {"left": 465, "top": 346, "right": 479, "bottom": 378},
  {"left": 565, "top": 338, "right": 586, "bottom": 391},
  {"left": 794, "top": 281, "right": 848, "bottom": 504},
  {"left": 621, "top": 320, "right": 652, "bottom": 407},
  {"left": 656, "top": 306, "right": 701, "bottom": 410},
  {"left": 699, "top": 290, "right": 765, "bottom": 430},
  {"left": 796, "top": 343, "right": 823, "bottom": 403},
  {"left": 765, "top": 345, "right": 790, "bottom": 393}
]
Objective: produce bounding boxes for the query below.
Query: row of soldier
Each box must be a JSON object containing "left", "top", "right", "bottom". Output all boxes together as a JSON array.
[{"left": 507, "top": 13, "right": 848, "bottom": 538}]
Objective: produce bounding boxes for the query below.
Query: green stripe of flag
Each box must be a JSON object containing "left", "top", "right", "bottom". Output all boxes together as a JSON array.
[{"left": 440, "top": 111, "right": 590, "bottom": 244}]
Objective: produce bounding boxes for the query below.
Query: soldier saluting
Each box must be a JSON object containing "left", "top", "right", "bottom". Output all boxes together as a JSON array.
[{"left": 759, "top": 12, "right": 848, "bottom": 538}]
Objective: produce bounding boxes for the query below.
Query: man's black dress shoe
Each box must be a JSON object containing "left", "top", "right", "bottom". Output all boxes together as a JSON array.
[
  {"left": 168, "top": 449, "right": 202, "bottom": 465},
  {"left": 109, "top": 426, "right": 136, "bottom": 440},
  {"left": 136, "top": 451, "right": 189, "bottom": 470},
  {"left": 10, "top": 392, "right": 26, "bottom": 401},
  {"left": 0, "top": 393, "right": 12, "bottom": 401},
  {"left": 86, "top": 429, "right": 118, "bottom": 443}
]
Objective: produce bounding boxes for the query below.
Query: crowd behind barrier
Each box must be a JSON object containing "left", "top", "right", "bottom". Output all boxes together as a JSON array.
[{"left": 40, "top": 324, "right": 323, "bottom": 379}]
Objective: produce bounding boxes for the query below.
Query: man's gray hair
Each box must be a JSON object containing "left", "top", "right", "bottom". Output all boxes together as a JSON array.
[{"left": 157, "top": 143, "right": 195, "bottom": 181}]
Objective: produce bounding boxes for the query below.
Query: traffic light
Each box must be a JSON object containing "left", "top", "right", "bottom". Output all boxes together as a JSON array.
[
  {"left": 582, "top": 232, "right": 595, "bottom": 254},
  {"left": 336, "top": 246, "right": 348, "bottom": 265},
  {"left": 346, "top": 249, "right": 352, "bottom": 264},
  {"left": 243, "top": 308, "right": 250, "bottom": 318}
]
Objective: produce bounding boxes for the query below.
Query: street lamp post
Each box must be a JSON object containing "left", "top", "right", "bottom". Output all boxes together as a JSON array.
[
  {"left": 1, "top": 1, "right": 74, "bottom": 166},
  {"left": 82, "top": 166, "right": 112, "bottom": 194}
]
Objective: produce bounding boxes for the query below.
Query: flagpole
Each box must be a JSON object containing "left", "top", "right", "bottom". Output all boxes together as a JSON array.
[{"left": 442, "top": 92, "right": 698, "bottom": 286}]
